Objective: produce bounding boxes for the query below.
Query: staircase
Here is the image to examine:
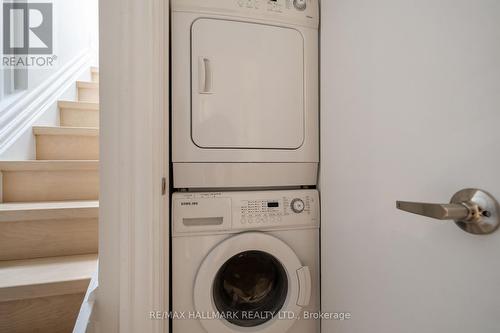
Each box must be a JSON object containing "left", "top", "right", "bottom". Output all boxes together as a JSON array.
[{"left": 0, "top": 67, "right": 99, "bottom": 333}]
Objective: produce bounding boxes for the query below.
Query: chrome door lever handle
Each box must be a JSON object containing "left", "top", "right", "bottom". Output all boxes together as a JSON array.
[
  {"left": 396, "top": 201, "right": 472, "bottom": 221},
  {"left": 396, "top": 188, "right": 500, "bottom": 235}
]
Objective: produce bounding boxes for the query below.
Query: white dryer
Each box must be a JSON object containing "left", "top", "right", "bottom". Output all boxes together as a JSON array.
[
  {"left": 172, "top": 189, "right": 320, "bottom": 333},
  {"left": 171, "top": 0, "right": 319, "bottom": 189}
]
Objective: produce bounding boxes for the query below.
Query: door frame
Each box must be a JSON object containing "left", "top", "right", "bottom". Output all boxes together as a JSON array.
[{"left": 99, "top": 0, "right": 169, "bottom": 332}]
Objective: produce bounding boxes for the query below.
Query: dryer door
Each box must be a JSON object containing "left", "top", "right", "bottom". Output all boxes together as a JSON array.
[
  {"left": 191, "top": 18, "right": 305, "bottom": 150},
  {"left": 194, "top": 232, "right": 311, "bottom": 333}
]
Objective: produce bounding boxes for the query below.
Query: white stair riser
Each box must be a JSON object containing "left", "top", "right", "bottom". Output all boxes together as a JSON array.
[
  {"left": 1, "top": 170, "right": 98, "bottom": 203},
  {"left": 0, "top": 218, "right": 97, "bottom": 261},
  {"left": 60, "top": 108, "right": 99, "bottom": 128},
  {"left": 36, "top": 135, "right": 99, "bottom": 160}
]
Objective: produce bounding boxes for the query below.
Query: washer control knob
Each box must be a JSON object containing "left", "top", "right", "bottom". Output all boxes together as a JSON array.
[
  {"left": 291, "top": 198, "right": 305, "bottom": 213},
  {"left": 293, "top": 0, "right": 307, "bottom": 11}
]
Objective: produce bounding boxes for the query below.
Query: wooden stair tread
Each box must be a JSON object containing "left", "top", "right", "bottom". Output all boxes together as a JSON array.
[
  {"left": 58, "top": 101, "right": 99, "bottom": 110},
  {"left": 0, "top": 254, "right": 97, "bottom": 301},
  {"left": 91, "top": 67, "right": 99, "bottom": 74},
  {"left": 0, "top": 200, "right": 98, "bottom": 222},
  {"left": 33, "top": 126, "right": 99, "bottom": 137},
  {"left": 76, "top": 81, "right": 99, "bottom": 89},
  {"left": 0, "top": 160, "right": 98, "bottom": 171}
]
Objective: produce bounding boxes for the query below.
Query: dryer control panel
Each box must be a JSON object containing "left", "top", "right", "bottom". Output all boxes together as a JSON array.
[
  {"left": 172, "top": 0, "right": 319, "bottom": 28},
  {"left": 236, "top": 0, "right": 306, "bottom": 12},
  {"left": 172, "top": 189, "right": 319, "bottom": 235}
]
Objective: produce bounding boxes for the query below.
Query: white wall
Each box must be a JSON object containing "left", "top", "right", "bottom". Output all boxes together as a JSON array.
[
  {"left": 29, "top": 0, "right": 99, "bottom": 89},
  {"left": 0, "top": 0, "right": 98, "bottom": 159}
]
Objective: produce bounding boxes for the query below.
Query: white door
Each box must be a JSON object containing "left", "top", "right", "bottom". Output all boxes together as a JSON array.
[
  {"left": 321, "top": 1, "right": 500, "bottom": 332},
  {"left": 191, "top": 19, "right": 304, "bottom": 149}
]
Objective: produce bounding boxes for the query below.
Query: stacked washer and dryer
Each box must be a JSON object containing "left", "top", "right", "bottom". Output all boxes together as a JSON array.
[{"left": 171, "top": 1, "right": 320, "bottom": 333}]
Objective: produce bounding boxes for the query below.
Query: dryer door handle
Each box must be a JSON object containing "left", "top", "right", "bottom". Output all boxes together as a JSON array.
[
  {"left": 296, "top": 266, "right": 312, "bottom": 307},
  {"left": 198, "top": 57, "right": 214, "bottom": 94}
]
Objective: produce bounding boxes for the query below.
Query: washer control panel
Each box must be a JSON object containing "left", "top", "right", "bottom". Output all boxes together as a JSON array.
[
  {"left": 290, "top": 198, "right": 305, "bottom": 213},
  {"left": 239, "top": 193, "right": 313, "bottom": 225},
  {"left": 236, "top": 0, "right": 261, "bottom": 9},
  {"left": 172, "top": 189, "right": 319, "bottom": 235},
  {"left": 293, "top": 0, "right": 307, "bottom": 11}
]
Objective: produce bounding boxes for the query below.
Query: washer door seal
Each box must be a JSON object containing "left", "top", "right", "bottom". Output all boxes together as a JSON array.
[{"left": 194, "top": 232, "right": 311, "bottom": 333}]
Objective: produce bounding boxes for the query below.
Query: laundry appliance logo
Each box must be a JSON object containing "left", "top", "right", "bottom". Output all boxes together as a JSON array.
[
  {"left": 180, "top": 201, "right": 199, "bottom": 206},
  {"left": 2, "top": 1, "right": 57, "bottom": 68}
]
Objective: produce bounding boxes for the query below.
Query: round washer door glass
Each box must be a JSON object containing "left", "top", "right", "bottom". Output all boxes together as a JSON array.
[{"left": 213, "top": 250, "right": 288, "bottom": 327}]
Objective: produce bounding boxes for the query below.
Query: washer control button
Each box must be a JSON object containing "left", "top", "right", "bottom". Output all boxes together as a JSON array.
[
  {"left": 291, "top": 198, "right": 305, "bottom": 213},
  {"left": 293, "top": 0, "right": 306, "bottom": 11}
]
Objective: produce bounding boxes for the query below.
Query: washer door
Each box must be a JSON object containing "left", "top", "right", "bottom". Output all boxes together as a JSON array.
[{"left": 194, "top": 232, "right": 311, "bottom": 333}]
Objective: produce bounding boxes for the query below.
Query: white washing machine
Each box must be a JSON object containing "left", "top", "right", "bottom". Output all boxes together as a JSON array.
[
  {"left": 172, "top": 189, "right": 320, "bottom": 333},
  {"left": 171, "top": 0, "right": 319, "bottom": 189}
]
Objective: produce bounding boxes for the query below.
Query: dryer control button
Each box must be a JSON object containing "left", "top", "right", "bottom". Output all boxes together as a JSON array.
[
  {"left": 293, "top": 0, "right": 306, "bottom": 11},
  {"left": 291, "top": 198, "right": 305, "bottom": 213}
]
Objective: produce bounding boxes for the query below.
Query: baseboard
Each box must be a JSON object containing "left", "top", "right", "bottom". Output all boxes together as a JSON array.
[
  {"left": 0, "top": 50, "right": 94, "bottom": 157},
  {"left": 73, "top": 269, "right": 99, "bottom": 333}
]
